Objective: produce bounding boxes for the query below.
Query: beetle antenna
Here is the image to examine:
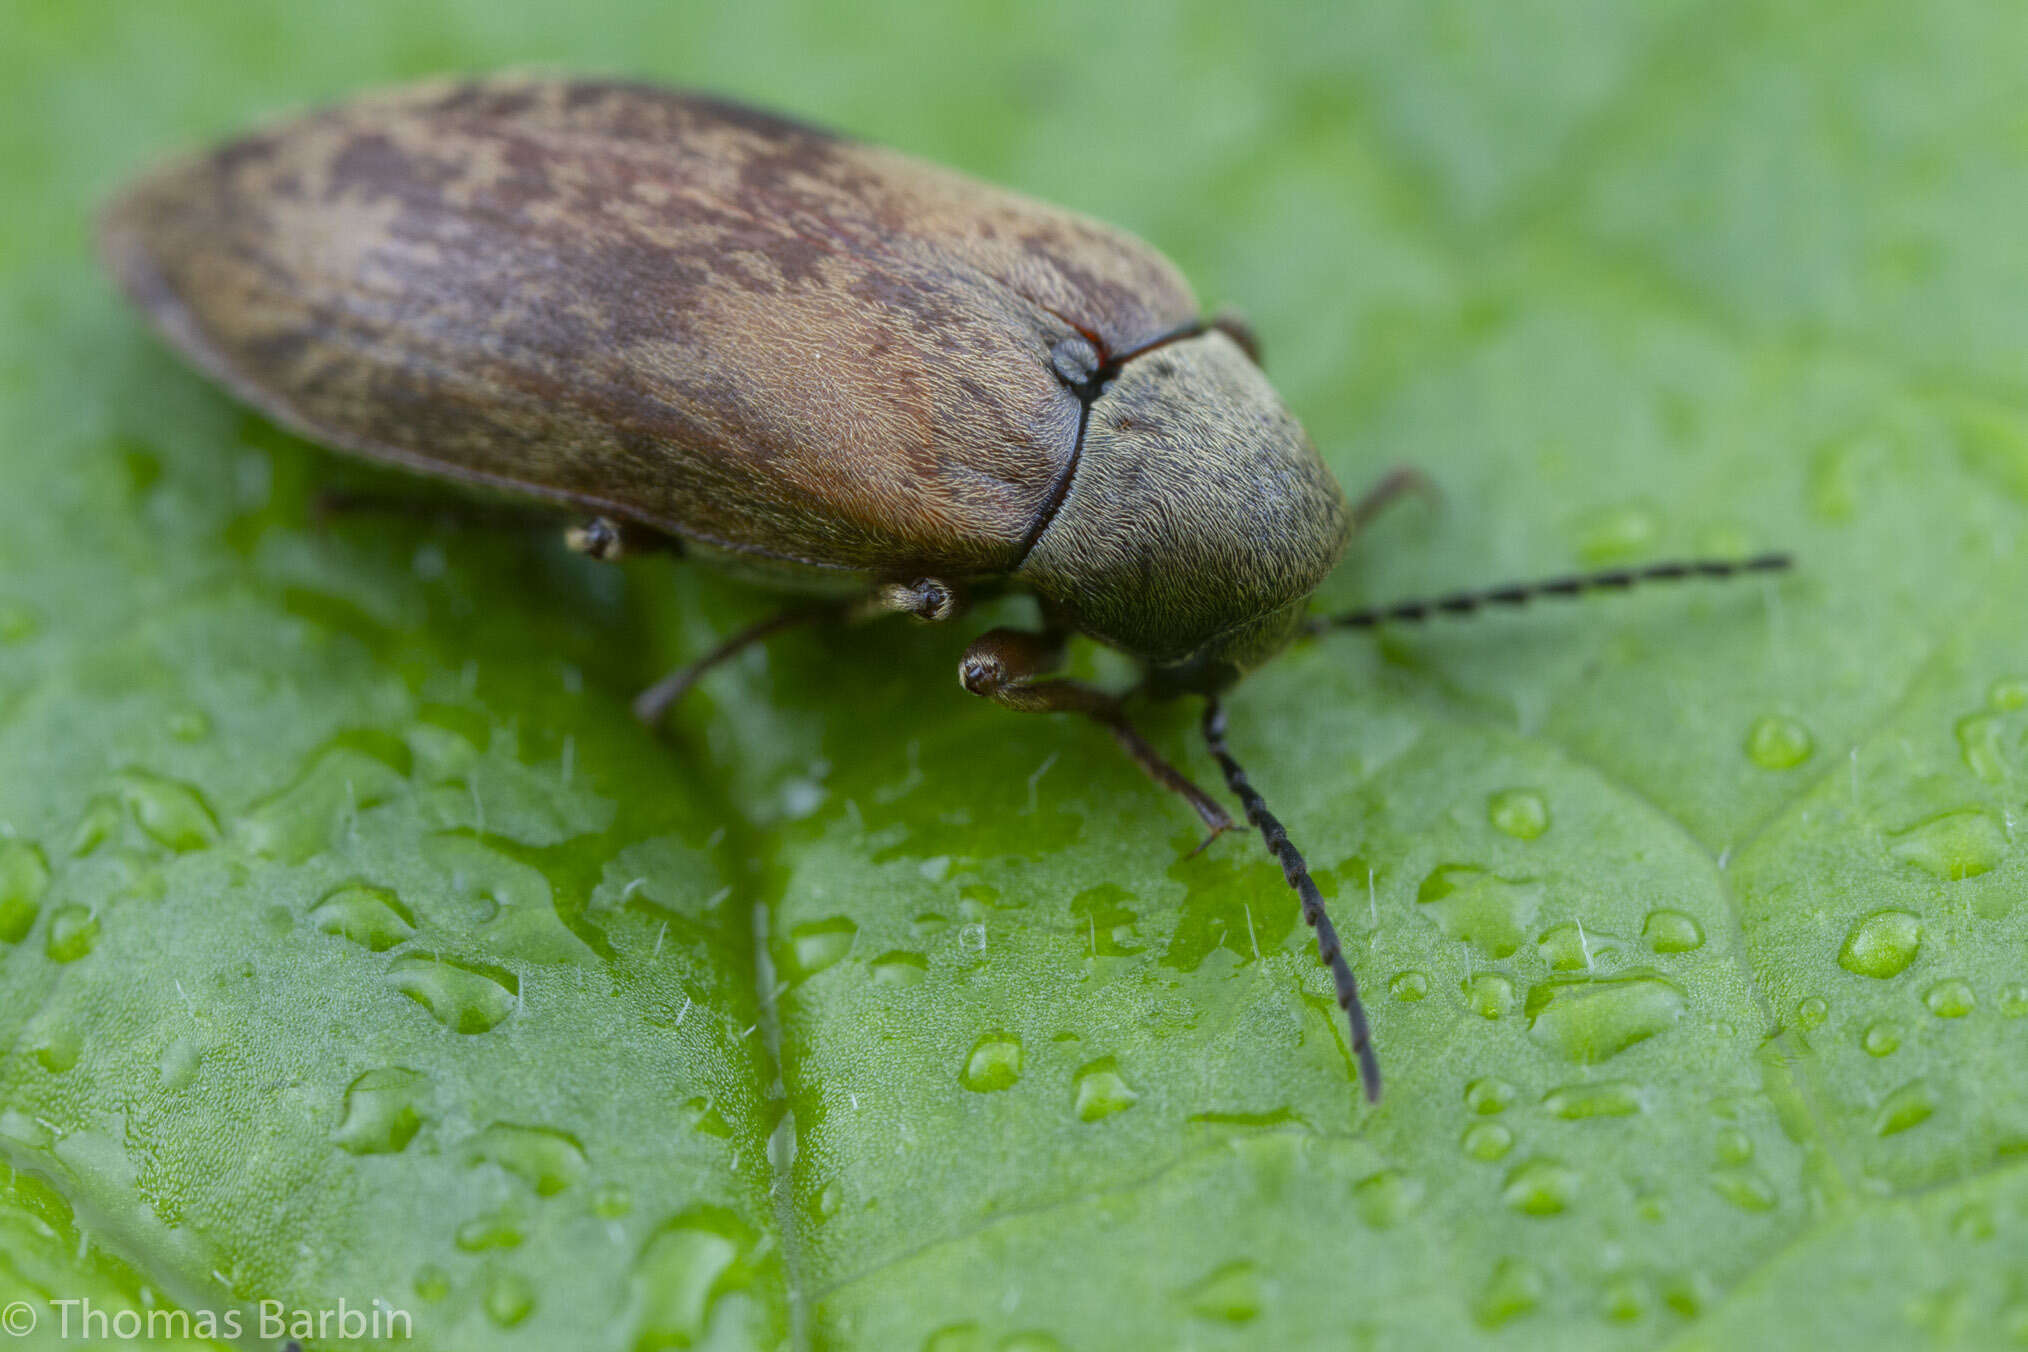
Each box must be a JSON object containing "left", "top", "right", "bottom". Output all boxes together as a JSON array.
[
  {"left": 1202, "top": 697, "right": 1380, "bottom": 1103},
  {"left": 1311, "top": 552, "right": 1792, "bottom": 633}
]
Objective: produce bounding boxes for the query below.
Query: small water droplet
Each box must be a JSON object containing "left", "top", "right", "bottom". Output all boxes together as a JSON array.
[
  {"left": 1744, "top": 715, "right": 1813, "bottom": 770},
  {"left": 157, "top": 1037, "right": 202, "bottom": 1092},
  {"left": 1473, "top": 1257, "right": 1545, "bottom": 1328},
  {"left": 1525, "top": 972, "right": 1685, "bottom": 1063},
  {"left": 1889, "top": 810, "right": 2006, "bottom": 880},
  {"left": 1923, "top": 979, "right": 1976, "bottom": 1019},
  {"left": 1991, "top": 676, "right": 2028, "bottom": 711},
  {"left": 1574, "top": 502, "right": 1657, "bottom": 564},
  {"left": 1419, "top": 865, "right": 1541, "bottom": 958},
  {"left": 463, "top": 1122, "right": 588, "bottom": 1195},
  {"left": 813, "top": 1179, "right": 843, "bottom": 1221},
  {"left": 678, "top": 1096, "right": 733, "bottom": 1139},
  {"left": 309, "top": 885, "right": 416, "bottom": 952},
  {"left": 1461, "top": 1122, "right": 1514, "bottom": 1161},
  {"left": 1793, "top": 996, "right": 1829, "bottom": 1031},
  {"left": 413, "top": 1264, "right": 451, "bottom": 1303},
  {"left": 1862, "top": 1021, "right": 1901, "bottom": 1057},
  {"left": 44, "top": 905, "right": 98, "bottom": 964},
  {"left": 784, "top": 915, "right": 858, "bottom": 981},
  {"left": 921, "top": 1323, "right": 982, "bottom": 1352},
  {"left": 1353, "top": 1168, "right": 1423, "bottom": 1228},
  {"left": 593, "top": 1183, "right": 633, "bottom": 1219},
  {"left": 117, "top": 771, "right": 220, "bottom": 852},
  {"left": 960, "top": 1031, "right": 1023, "bottom": 1092},
  {"left": 1710, "top": 1169, "right": 1777, "bottom": 1212},
  {"left": 1541, "top": 1081, "right": 1642, "bottom": 1119},
  {"left": 1537, "top": 922, "right": 1603, "bottom": 972},
  {"left": 0, "top": 600, "right": 38, "bottom": 642},
  {"left": 2000, "top": 983, "right": 2028, "bottom": 1018},
  {"left": 1465, "top": 1076, "right": 1518, "bottom": 1115},
  {"left": 1956, "top": 714, "right": 2008, "bottom": 783},
  {"left": 29, "top": 1023, "right": 80, "bottom": 1074},
  {"left": 456, "top": 1212, "right": 526, "bottom": 1252},
  {"left": 1182, "top": 1259, "right": 1261, "bottom": 1324},
  {"left": 1487, "top": 789, "right": 1550, "bottom": 840},
  {"left": 1641, "top": 909, "right": 1705, "bottom": 954},
  {"left": 1872, "top": 1078, "right": 1937, "bottom": 1136},
  {"left": 333, "top": 1068, "right": 428, "bottom": 1155},
  {"left": 870, "top": 950, "right": 929, "bottom": 983},
  {"left": 629, "top": 1208, "right": 759, "bottom": 1347},
  {"left": 67, "top": 795, "right": 120, "bottom": 857},
  {"left": 0, "top": 839, "right": 51, "bottom": 944},
  {"left": 387, "top": 955, "right": 519, "bottom": 1033},
  {"left": 1715, "top": 1127, "right": 1754, "bottom": 1165},
  {"left": 1501, "top": 1157, "right": 1579, "bottom": 1215},
  {"left": 166, "top": 709, "right": 211, "bottom": 742},
  {"left": 1389, "top": 970, "right": 1430, "bottom": 1002},
  {"left": 1464, "top": 971, "right": 1515, "bottom": 1020},
  {"left": 482, "top": 1267, "right": 535, "bottom": 1327},
  {"left": 1601, "top": 1273, "right": 1647, "bottom": 1323},
  {"left": 1951, "top": 1201, "right": 1995, "bottom": 1241},
  {"left": 1838, "top": 909, "right": 1922, "bottom": 979},
  {"left": 1072, "top": 1057, "right": 1138, "bottom": 1121}
]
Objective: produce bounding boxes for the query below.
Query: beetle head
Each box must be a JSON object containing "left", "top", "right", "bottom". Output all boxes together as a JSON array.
[{"left": 1017, "top": 331, "right": 1349, "bottom": 692}]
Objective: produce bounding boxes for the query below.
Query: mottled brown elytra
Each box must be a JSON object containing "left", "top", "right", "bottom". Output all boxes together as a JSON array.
[{"left": 101, "top": 75, "right": 1792, "bottom": 1101}]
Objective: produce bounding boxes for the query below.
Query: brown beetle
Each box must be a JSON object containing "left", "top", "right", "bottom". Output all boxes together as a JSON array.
[{"left": 101, "top": 76, "right": 1788, "bottom": 1100}]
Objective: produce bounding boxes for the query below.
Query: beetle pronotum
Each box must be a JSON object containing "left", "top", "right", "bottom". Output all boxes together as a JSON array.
[{"left": 101, "top": 76, "right": 1790, "bottom": 1100}]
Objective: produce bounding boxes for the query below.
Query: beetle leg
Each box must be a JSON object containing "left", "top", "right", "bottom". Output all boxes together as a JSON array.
[
  {"left": 958, "top": 628, "right": 1234, "bottom": 840},
  {"left": 565, "top": 515, "right": 682, "bottom": 561},
  {"left": 633, "top": 602, "right": 846, "bottom": 726},
  {"left": 1349, "top": 466, "right": 1439, "bottom": 535},
  {"left": 864, "top": 576, "right": 966, "bottom": 624}
]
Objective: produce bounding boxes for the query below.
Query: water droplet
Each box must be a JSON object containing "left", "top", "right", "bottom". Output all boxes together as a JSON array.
[
  {"left": 1889, "top": 810, "right": 2006, "bottom": 881},
  {"left": 1873, "top": 1078, "right": 1937, "bottom": 1136},
  {"left": 333, "top": 1068, "right": 428, "bottom": 1155},
  {"left": 1389, "top": 970, "right": 1430, "bottom": 1001},
  {"left": 241, "top": 746, "right": 407, "bottom": 864},
  {"left": 1991, "top": 676, "right": 2028, "bottom": 711},
  {"left": 1661, "top": 1272, "right": 1711, "bottom": 1317},
  {"left": 1537, "top": 922, "right": 1604, "bottom": 972},
  {"left": 1183, "top": 1258, "right": 1262, "bottom": 1323},
  {"left": 116, "top": 771, "right": 219, "bottom": 852},
  {"left": 44, "top": 905, "right": 98, "bottom": 964},
  {"left": 157, "top": 1038, "right": 202, "bottom": 1092},
  {"left": 464, "top": 1122, "right": 587, "bottom": 1196},
  {"left": 784, "top": 915, "right": 858, "bottom": 981},
  {"left": 1465, "top": 1077, "right": 1518, "bottom": 1115},
  {"left": 67, "top": 795, "right": 121, "bottom": 857},
  {"left": 387, "top": 955, "right": 519, "bottom": 1033},
  {"left": 678, "top": 1097, "right": 733, "bottom": 1139},
  {"left": 1525, "top": 972, "right": 1685, "bottom": 1063},
  {"left": 1956, "top": 714, "right": 2008, "bottom": 783},
  {"left": 167, "top": 709, "right": 211, "bottom": 742},
  {"left": 309, "top": 885, "right": 416, "bottom": 952},
  {"left": 1575, "top": 502, "right": 1657, "bottom": 564},
  {"left": 1461, "top": 1122, "right": 1514, "bottom": 1161},
  {"left": 1501, "top": 1157, "right": 1579, "bottom": 1215},
  {"left": 998, "top": 1334, "right": 1067, "bottom": 1352},
  {"left": 0, "top": 839, "right": 51, "bottom": 944},
  {"left": 456, "top": 1213, "right": 526, "bottom": 1252},
  {"left": 1862, "top": 1021, "right": 1901, "bottom": 1057},
  {"left": 1715, "top": 1127, "right": 1754, "bottom": 1165},
  {"left": 1541, "top": 1081, "right": 1642, "bottom": 1119},
  {"left": 1951, "top": 1201, "right": 1995, "bottom": 1242},
  {"left": 2000, "top": 983, "right": 2028, "bottom": 1018},
  {"left": 1487, "top": 789, "right": 1550, "bottom": 840},
  {"left": 1838, "top": 909, "right": 1922, "bottom": 979},
  {"left": 1923, "top": 979, "right": 1976, "bottom": 1019},
  {"left": 1641, "top": 909, "right": 1705, "bottom": 954},
  {"left": 1601, "top": 1273, "right": 1647, "bottom": 1323},
  {"left": 1473, "top": 1257, "right": 1545, "bottom": 1328},
  {"left": 0, "top": 600, "right": 38, "bottom": 642},
  {"left": 870, "top": 950, "right": 928, "bottom": 983},
  {"left": 1744, "top": 715, "right": 1813, "bottom": 770},
  {"left": 1072, "top": 1057, "right": 1138, "bottom": 1122},
  {"left": 629, "top": 1208, "right": 759, "bottom": 1348},
  {"left": 1418, "top": 865, "right": 1541, "bottom": 958},
  {"left": 1793, "top": 996, "right": 1829, "bottom": 1031},
  {"left": 921, "top": 1323, "right": 982, "bottom": 1352},
  {"left": 1710, "top": 1169, "right": 1777, "bottom": 1212},
  {"left": 413, "top": 1264, "right": 451, "bottom": 1303},
  {"left": 960, "top": 1031, "right": 1023, "bottom": 1092},
  {"left": 813, "top": 1179, "right": 843, "bottom": 1222},
  {"left": 1464, "top": 971, "right": 1515, "bottom": 1020},
  {"left": 1353, "top": 1168, "right": 1423, "bottom": 1228},
  {"left": 482, "top": 1267, "right": 534, "bottom": 1327},
  {"left": 593, "top": 1183, "right": 633, "bottom": 1219},
  {"left": 30, "top": 1024, "right": 79, "bottom": 1074}
]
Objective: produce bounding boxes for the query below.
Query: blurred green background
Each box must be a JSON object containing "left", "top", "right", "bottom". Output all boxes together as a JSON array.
[{"left": 4, "top": 1, "right": 2028, "bottom": 1348}]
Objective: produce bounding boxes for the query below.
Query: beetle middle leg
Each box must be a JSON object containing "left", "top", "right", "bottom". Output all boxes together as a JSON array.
[{"left": 959, "top": 628, "right": 1234, "bottom": 841}]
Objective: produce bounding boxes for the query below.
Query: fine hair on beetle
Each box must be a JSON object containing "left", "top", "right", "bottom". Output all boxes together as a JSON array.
[{"left": 98, "top": 75, "right": 1795, "bottom": 1103}]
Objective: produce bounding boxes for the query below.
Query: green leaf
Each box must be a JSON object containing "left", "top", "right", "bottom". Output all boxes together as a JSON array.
[{"left": 4, "top": 2, "right": 2027, "bottom": 1348}]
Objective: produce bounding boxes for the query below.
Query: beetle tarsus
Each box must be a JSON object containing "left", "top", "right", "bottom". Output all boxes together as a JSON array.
[{"left": 1201, "top": 697, "right": 1381, "bottom": 1104}]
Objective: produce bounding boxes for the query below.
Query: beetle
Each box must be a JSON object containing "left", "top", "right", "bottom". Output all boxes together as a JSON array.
[{"left": 100, "top": 75, "right": 1789, "bottom": 1101}]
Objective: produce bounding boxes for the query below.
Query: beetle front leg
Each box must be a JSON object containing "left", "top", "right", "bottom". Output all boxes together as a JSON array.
[{"left": 958, "top": 628, "right": 1234, "bottom": 842}]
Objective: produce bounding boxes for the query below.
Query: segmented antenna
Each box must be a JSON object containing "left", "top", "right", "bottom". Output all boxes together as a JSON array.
[
  {"left": 1202, "top": 698, "right": 1381, "bottom": 1103},
  {"left": 1312, "top": 552, "right": 1792, "bottom": 632}
]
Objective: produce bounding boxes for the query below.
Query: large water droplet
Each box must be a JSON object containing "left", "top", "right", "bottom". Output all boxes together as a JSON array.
[
  {"left": 0, "top": 839, "right": 50, "bottom": 944},
  {"left": 1744, "top": 716, "right": 1813, "bottom": 770},
  {"left": 387, "top": 955, "right": 519, "bottom": 1033},
  {"left": 1473, "top": 1257, "right": 1545, "bottom": 1328},
  {"left": 1418, "top": 865, "right": 1541, "bottom": 958},
  {"left": 870, "top": 950, "right": 929, "bottom": 984},
  {"left": 1838, "top": 909, "right": 1922, "bottom": 979},
  {"left": 1501, "top": 1158, "right": 1579, "bottom": 1215},
  {"left": 1072, "top": 1057, "right": 1138, "bottom": 1122},
  {"left": 333, "top": 1068, "right": 428, "bottom": 1155},
  {"left": 1525, "top": 972, "right": 1685, "bottom": 1063},
  {"left": 1889, "top": 810, "right": 2006, "bottom": 881},
  {"left": 1641, "top": 909, "right": 1705, "bottom": 954},
  {"left": 44, "top": 905, "right": 98, "bottom": 964},
  {"left": 1541, "top": 1081, "right": 1642, "bottom": 1119},
  {"left": 117, "top": 771, "right": 219, "bottom": 852},
  {"left": 1923, "top": 979, "right": 1976, "bottom": 1019},
  {"left": 629, "top": 1208, "right": 759, "bottom": 1348},
  {"left": 1487, "top": 789, "right": 1550, "bottom": 840},
  {"left": 1873, "top": 1079, "right": 1937, "bottom": 1136},
  {"left": 463, "top": 1122, "right": 588, "bottom": 1196},
  {"left": 482, "top": 1267, "right": 534, "bottom": 1327},
  {"left": 309, "top": 885, "right": 416, "bottom": 952},
  {"left": 1461, "top": 1122, "right": 1514, "bottom": 1161},
  {"left": 960, "top": 1032, "right": 1023, "bottom": 1092},
  {"left": 783, "top": 916, "right": 858, "bottom": 982},
  {"left": 1183, "top": 1259, "right": 1261, "bottom": 1323}
]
